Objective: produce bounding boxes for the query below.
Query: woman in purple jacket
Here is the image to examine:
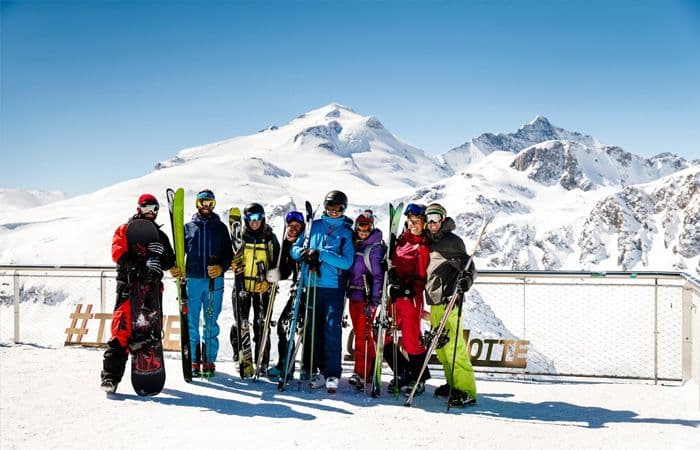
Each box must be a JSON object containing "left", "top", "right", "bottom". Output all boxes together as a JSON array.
[{"left": 346, "top": 211, "right": 386, "bottom": 390}]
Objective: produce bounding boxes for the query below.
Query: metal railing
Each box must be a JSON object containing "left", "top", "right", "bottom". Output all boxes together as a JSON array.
[{"left": 1, "top": 266, "right": 699, "bottom": 389}]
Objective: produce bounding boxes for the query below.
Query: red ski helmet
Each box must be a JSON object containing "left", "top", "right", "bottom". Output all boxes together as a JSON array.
[{"left": 136, "top": 193, "right": 159, "bottom": 215}]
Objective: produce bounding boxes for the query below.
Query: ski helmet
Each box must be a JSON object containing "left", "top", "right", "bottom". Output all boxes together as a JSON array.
[
  {"left": 285, "top": 210, "right": 304, "bottom": 225},
  {"left": 425, "top": 203, "right": 447, "bottom": 223},
  {"left": 244, "top": 202, "right": 265, "bottom": 223},
  {"left": 137, "top": 193, "right": 159, "bottom": 215},
  {"left": 323, "top": 190, "right": 348, "bottom": 212},
  {"left": 354, "top": 210, "right": 374, "bottom": 232},
  {"left": 403, "top": 203, "right": 426, "bottom": 217}
]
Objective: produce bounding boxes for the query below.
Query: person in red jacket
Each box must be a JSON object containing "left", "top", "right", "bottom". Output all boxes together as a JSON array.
[
  {"left": 384, "top": 203, "right": 431, "bottom": 397},
  {"left": 100, "top": 194, "right": 177, "bottom": 393}
]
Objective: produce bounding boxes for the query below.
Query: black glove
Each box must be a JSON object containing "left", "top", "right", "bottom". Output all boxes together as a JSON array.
[
  {"left": 456, "top": 274, "right": 473, "bottom": 294},
  {"left": 300, "top": 248, "right": 319, "bottom": 263},
  {"left": 388, "top": 283, "right": 413, "bottom": 299},
  {"left": 147, "top": 242, "right": 164, "bottom": 256},
  {"left": 145, "top": 257, "right": 162, "bottom": 276},
  {"left": 386, "top": 267, "right": 397, "bottom": 285}
]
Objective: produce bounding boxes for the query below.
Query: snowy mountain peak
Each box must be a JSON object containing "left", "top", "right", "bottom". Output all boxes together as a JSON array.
[
  {"left": 525, "top": 115, "right": 554, "bottom": 131},
  {"left": 439, "top": 117, "right": 597, "bottom": 172}
]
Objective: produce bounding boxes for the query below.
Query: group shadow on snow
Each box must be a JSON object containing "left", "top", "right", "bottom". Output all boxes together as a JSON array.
[
  {"left": 108, "top": 371, "right": 700, "bottom": 428},
  {"left": 469, "top": 392, "right": 700, "bottom": 429}
]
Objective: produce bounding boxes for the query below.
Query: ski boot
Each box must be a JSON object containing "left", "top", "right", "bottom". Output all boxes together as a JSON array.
[
  {"left": 348, "top": 373, "right": 364, "bottom": 390},
  {"left": 403, "top": 381, "right": 425, "bottom": 398},
  {"left": 326, "top": 377, "right": 339, "bottom": 393},
  {"left": 191, "top": 362, "right": 201, "bottom": 378},
  {"left": 448, "top": 390, "right": 477, "bottom": 408},
  {"left": 100, "top": 379, "right": 118, "bottom": 394},
  {"left": 202, "top": 362, "right": 216, "bottom": 378}
]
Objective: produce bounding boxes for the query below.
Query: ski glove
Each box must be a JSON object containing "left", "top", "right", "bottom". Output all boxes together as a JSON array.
[
  {"left": 207, "top": 264, "right": 223, "bottom": 278},
  {"left": 147, "top": 242, "right": 164, "bottom": 256},
  {"left": 266, "top": 268, "right": 281, "bottom": 283},
  {"left": 300, "top": 248, "right": 320, "bottom": 263},
  {"left": 169, "top": 267, "right": 183, "bottom": 278},
  {"left": 388, "top": 283, "right": 413, "bottom": 299},
  {"left": 456, "top": 274, "right": 473, "bottom": 294},
  {"left": 145, "top": 257, "right": 162, "bottom": 276}
]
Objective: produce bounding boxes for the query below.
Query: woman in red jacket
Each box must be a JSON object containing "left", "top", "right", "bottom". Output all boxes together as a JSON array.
[{"left": 384, "top": 203, "right": 431, "bottom": 397}]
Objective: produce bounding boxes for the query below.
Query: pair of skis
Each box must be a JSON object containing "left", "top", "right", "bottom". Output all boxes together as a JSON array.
[
  {"left": 166, "top": 188, "right": 192, "bottom": 383},
  {"left": 278, "top": 201, "right": 315, "bottom": 391},
  {"left": 228, "top": 207, "right": 256, "bottom": 378},
  {"left": 370, "top": 202, "right": 404, "bottom": 397}
]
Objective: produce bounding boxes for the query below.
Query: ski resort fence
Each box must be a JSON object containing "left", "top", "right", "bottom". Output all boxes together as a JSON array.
[{"left": 1, "top": 266, "right": 699, "bottom": 406}]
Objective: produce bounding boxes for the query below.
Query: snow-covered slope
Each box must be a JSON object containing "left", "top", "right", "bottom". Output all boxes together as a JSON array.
[
  {"left": 0, "top": 104, "right": 697, "bottom": 275},
  {"left": 0, "top": 189, "right": 66, "bottom": 213},
  {"left": 0, "top": 104, "right": 449, "bottom": 265}
]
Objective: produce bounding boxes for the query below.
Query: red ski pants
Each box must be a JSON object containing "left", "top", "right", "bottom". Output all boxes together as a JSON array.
[
  {"left": 349, "top": 301, "right": 377, "bottom": 380},
  {"left": 386, "top": 297, "right": 426, "bottom": 356}
]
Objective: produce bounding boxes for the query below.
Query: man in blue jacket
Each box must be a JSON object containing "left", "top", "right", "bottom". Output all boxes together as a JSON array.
[
  {"left": 291, "top": 190, "right": 354, "bottom": 393},
  {"left": 184, "top": 189, "right": 233, "bottom": 377}
]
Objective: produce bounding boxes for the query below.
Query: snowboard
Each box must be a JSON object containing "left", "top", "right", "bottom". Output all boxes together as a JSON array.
[
  {"left": 126, "top": 219, "right": 166, "bottom": 396},
  {"left": 228, "top": 207, "right": 255, "bottom": 378},
  {"left": 166, "top": 187, "right": 192, "bottom": 382}
]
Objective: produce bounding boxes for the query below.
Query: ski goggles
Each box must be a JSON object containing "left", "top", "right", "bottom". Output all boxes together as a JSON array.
[
  {"left": 139, "top": 203, "right": 159, "bottom": 214},
  {"left": 355, "top": 222, "right": 373, "bottom": 232},
  {"left": 196, "top": 198, "right": 216, "bottom": 209},
  {"left": 246, "top": 212, "right": 264, "bottom": 222},
  {"left": 325, "top": 203, "right": 345, "bottom": 213},
  {"left": 404, "top": 203, "right": 425, "bottom": 217},
  {"left": 426, "top": 212, "right": 444, "bottom": 224}
]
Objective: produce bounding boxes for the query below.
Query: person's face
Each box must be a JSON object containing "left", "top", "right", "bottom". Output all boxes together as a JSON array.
[
  {"left": 407, "top": 215, "right": 425, "bottom": 236},
  {"left": 248, "top": 219, "right": 262, "bottom": 231},
  {"left": 197, "top": 199, "right": 215, "bottom": 217},
  {"left": 286, "top": 221, "right": 302, "bottom": 240},
  {"left": 138, "top": 203, "right": 159, "bottom": 221},
  {"left": 426, "top": 213, "right": 444, "bottom": 234},
  {"left": 325, "top": 203, "right": 344, "bottom": 218}
]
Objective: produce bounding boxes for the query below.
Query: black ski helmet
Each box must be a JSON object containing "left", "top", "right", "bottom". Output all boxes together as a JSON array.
[
  {"left": 323, "top": 190, "right": 348, "bottom": 211},
  {"left": 243, "top": 202, "right": 266, "bottom": 226}
]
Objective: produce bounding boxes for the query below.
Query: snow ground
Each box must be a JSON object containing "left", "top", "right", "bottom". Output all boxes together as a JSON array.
[{"left": 1, "top": 345, "right": 699, "bottom": 450}]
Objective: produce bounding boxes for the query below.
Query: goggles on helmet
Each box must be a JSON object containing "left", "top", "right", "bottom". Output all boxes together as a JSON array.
[
  {"left": 139, "top": 203, "right": 159, "bottom": 214},
  {"left": 325, "top": 202, "right": 345, "bottom": 213},
  {"left": 355, "top": 222, "right": 373, "bottom": 232},
  {"left": 404, "top": 203, "right": 425, "bottom": 217},
  {"left": 246, "top": 212, "right": 264, "bottom": 222},
  {"left": 426, "top": 212, "right": 444, "bottom": 224}
]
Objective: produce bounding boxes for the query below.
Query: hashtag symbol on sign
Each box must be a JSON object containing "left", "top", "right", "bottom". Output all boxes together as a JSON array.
[{"left": 64, "top": 304, "right": 93, "bottom": 344}]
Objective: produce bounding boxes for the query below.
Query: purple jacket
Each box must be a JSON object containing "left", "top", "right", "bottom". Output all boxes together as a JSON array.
[{"left": 347, "top": 229, "right": 386, "bottom": 305}]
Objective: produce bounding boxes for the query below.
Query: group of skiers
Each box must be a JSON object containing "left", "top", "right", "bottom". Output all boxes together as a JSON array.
[{"left": 101, "top": 188, "right": 477, "bottom": 407}]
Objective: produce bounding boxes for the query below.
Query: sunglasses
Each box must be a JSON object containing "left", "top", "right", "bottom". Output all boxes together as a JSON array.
[
  {"left": 139, "top": 203, "right": 159, "bottom": 214},
  {"left": 246, "top": 212, "right": 264, "bottom": 222},
  {"left": 197, "top": 199, "right": 216, "bottom": 209},
  {"left": 325, "top": 204, "right": 345, "bottom": 213},
  {"left": 426, "top": 213, "right": 443, "bottom": 224}
]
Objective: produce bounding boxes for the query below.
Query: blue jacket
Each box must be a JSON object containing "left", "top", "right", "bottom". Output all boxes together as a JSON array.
[
  {"left": 184, "top": 212, "right": 233, "bottom": 279},
  {"left": 291, "top": 214, "right": 354, "bottom": 289}
]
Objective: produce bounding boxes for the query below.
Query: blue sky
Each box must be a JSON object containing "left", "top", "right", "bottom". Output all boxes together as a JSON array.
[{"left": 2, "top": 0, "right": 699, "bottom": 196}]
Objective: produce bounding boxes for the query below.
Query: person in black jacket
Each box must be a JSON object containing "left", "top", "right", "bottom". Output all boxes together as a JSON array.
[{"left": 183, "top": 189, "right": 233, "bottom": 377}]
